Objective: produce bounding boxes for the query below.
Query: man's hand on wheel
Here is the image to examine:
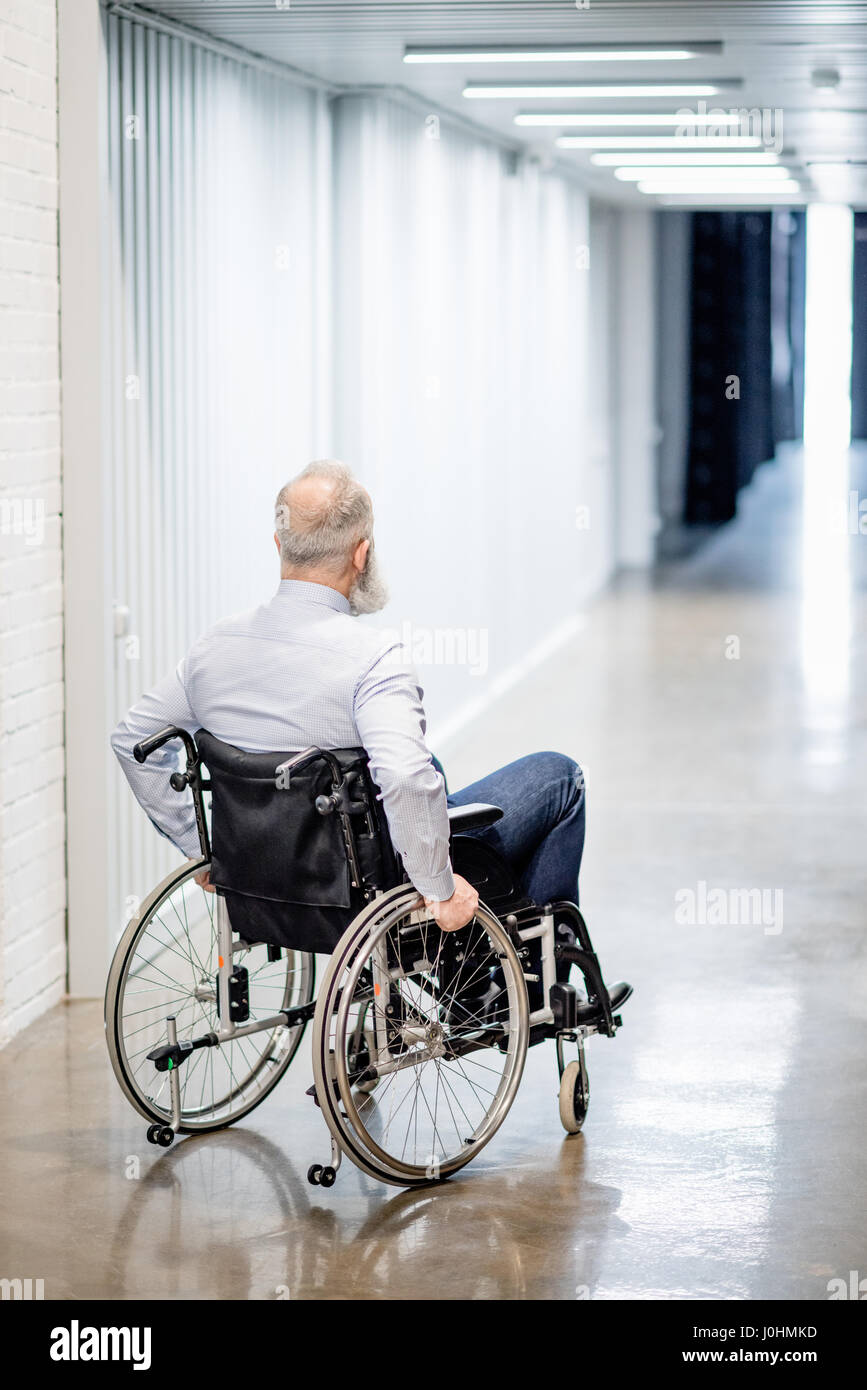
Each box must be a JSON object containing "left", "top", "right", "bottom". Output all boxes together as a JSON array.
[
  {"left": 424, "top": 874, "right": 479, "bottom": 932},
  {"left": 190, "top": 862, "right": 215, "bottom": 894}
]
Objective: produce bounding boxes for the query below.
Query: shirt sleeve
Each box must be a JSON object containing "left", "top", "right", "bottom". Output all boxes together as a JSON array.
[
  {"left": 353, "top": 648, "right": 455, "bottom": 902},
  {"left": 109, "top": 659, "right": 202, "bottom": 860}
]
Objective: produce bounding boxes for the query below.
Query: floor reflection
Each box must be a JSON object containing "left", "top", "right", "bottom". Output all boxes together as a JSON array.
[{"left": 109, "top": 1126, "right": 627, "bottom": 1300}]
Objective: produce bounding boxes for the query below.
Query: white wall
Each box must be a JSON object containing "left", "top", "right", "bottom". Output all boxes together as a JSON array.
[
  {"left": 0, "top": 0, "right": 66, "bottom": 1042},
  {"left": 333, "top": 93, "right": 609, "bottom": 746},
  {"left": 615, "top": 209, "right": 661, "bottom": 568},
  {"left": 586, "top": 200, "right": 620, "bottom": 589},
  {"left": 655, "top": 209, "right": 692, "bottom": 556}
]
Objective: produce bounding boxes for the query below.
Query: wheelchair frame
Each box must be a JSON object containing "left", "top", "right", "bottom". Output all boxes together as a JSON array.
[{"left": 109, "top": 724, "right": 631, "bottom": 1186}]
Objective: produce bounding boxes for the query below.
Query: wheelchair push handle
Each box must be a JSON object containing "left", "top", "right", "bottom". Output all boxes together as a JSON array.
[
  {"left": 276, "top": 745, "right": 354, "bottom": 800},
  {"left": 275, "top": 749, "right": 368, "bottom": 817},
  {"left": 274, "top": 746, "right": 326, "bottom": 783},
  {"left": 133, "top": 725, "right": 210, "bottom": 859},
  {"left": 133, "top": 725, "right": 200, "bottom": 767},
  {"left": 134, "top": 725, "right": 186, "bottom": 763}
]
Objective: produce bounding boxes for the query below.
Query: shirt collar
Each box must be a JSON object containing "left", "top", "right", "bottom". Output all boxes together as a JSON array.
[{"left": 277, "top": 579, "right": 352, "bottom": 615}]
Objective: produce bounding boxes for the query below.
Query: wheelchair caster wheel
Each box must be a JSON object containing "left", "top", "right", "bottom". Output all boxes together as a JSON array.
[
  {"left": 307, "top": 1164, "right": 323, "bottom": 1186},
  {"left": 559, "top": 1058, "right": 590, "bottom": 1135},
  {"left": 150, "top": 1125, "right": 174, "bottom": 1147},
  {"left": 146, "top": 1124, "right": 161, "bottom": 1145},
  {"left": 319, "top": 1166, "right": 336, "bottom": 1188}
]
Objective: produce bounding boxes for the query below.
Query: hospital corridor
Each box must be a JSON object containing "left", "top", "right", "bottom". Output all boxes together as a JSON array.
[{"left": 1, "top": 0, "right": 866, "bottom": 1337}]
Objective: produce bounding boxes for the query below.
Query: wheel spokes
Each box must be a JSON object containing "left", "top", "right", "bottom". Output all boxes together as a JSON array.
[
  {"left": 114, "top": 870, "right": 312, "bottom": 1126},
  {"left": 328, "top": 904, "right": 526, "bottom": 1178}
]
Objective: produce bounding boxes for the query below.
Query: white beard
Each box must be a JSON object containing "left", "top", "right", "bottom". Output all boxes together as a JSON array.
[{"left": 349, "top": 542, "right": 389, "bottom": 615}]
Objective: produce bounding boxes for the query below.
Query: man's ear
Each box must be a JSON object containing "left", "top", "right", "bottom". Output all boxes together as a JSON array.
[{"left": 353, "top": 537, "right": 370, "bottom": 573}]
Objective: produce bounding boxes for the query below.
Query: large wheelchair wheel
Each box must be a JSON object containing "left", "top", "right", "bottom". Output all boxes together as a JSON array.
[
  {"left": 106, "top": 859, "right": 314, "bottom": 1132},
  {"left": 313, "top": 885, "right": 529, "bottom": 1187}
]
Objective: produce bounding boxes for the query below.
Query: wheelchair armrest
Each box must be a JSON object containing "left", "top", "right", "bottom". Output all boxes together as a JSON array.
[{"left": 447, "top": 803, "right": 503, "bottom": 833}]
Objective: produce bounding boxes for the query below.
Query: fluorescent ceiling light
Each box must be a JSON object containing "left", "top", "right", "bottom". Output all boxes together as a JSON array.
[
  {"left": 615, "top": 164, "right": 792, "bottom": 181},
  {"left": 404, "top": 43, "right": 721, "bottom": 64},
  {"left": 656, "top": 193, "right": 806, "bottom": 205},
  {"left": 465, "top": 83, "right": 723, "bottom": 99},
  {"left": 637, "top": 178, "right": 800, "bottom": 194},
  {"left": 557, "top": 135, "right": 762, "bottom": 148},
  {"left": 516, "top": 113, "right": 741, "bottom": 127},
  {"left": 591, "top": 151, "right": 780, "bottom": 166}
]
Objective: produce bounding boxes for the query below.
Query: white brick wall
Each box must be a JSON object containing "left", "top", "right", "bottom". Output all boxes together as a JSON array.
[{"left": 0, "top": 0, "right": 65, "bottom": 1045}]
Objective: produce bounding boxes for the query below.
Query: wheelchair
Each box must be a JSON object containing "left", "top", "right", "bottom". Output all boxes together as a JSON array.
[{"left": 105, "top": 726, "right": 632, "bottom": 1189}]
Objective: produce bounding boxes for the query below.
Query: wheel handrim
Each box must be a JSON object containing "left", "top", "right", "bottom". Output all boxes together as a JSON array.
[{"left": 326, "top": 897, "right": 528, "bottom": 1182}]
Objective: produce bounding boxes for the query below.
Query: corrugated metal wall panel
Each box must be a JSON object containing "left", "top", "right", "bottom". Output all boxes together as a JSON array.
[{"left": 104, "top": 8, "right": 332, "bottom": 938}]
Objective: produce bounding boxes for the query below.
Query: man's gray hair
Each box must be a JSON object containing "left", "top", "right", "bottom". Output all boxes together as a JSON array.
[{"left": 275, "top": 460, "right": 372, "bottom": 573}]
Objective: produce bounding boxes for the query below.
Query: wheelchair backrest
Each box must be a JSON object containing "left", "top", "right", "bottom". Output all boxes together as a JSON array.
[{"left": 196, "top": 730, "right": 401, "bottom": 953}]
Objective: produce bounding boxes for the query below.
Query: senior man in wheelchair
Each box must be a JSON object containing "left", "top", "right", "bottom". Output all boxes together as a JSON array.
[
  {"left": 111, "top": 459, "right": 596, "bottom": 1013},
  {"left": 109, "top": 459, "right": 632, "bottom": 1184}
]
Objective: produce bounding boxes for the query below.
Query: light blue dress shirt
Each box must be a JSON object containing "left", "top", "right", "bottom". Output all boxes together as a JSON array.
[{"left": 110, "top": 579, "right": 455, "bottom": 901}]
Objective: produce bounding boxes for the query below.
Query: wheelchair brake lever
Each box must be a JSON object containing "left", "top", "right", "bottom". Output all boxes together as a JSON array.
[{"left": 503, "top": 913, "right": 527, "bottom": 954}]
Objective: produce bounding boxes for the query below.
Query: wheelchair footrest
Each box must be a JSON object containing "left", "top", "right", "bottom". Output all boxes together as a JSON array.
[
  {"left": 568, "top": 984, "right": 631, "bottom": 1028},
  {"left": 607, "top": 981, "right": 633, "bottom": 1011}
]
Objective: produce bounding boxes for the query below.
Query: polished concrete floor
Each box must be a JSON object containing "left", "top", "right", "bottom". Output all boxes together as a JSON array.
[{"left": 2, "top": 445, "right": 866, "bottom": 1300}]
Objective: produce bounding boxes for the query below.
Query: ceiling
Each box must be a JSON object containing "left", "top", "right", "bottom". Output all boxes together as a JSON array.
[{"left": 130, "top": 1, "right": 867, "bottom": 206}]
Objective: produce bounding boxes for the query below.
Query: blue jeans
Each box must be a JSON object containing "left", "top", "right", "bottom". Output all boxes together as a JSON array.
[{"left": 443, "top": 751, "right": 586, "bottom": 908}]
